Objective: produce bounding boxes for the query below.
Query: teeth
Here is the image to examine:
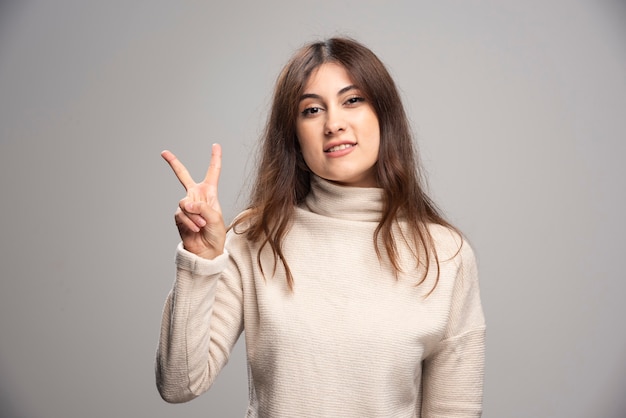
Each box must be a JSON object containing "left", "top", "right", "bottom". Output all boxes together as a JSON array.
[{"left": 326, "top": 143, "right": 355, "bottom": 152}]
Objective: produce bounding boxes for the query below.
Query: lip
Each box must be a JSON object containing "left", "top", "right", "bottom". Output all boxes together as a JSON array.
[
  {"left": 324, "top": 140, "right": 357, "bottom": 152},
  {"left": 324, "top": 141, "right": 357, "bottom": 158}
]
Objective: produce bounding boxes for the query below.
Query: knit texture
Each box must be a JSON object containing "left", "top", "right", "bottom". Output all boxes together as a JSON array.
[{"left": 156, "top": 176, "right": 486, "bottom": 417}]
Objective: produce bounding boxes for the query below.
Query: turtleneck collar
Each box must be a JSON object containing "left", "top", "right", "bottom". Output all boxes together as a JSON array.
[{"left": 302, "top": 175, "right": 384, "bottom": 222}]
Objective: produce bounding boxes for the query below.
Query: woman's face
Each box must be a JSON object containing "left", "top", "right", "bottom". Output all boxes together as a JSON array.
[{"left": 295, "top": 62, "right": 380, "bottom": 188}]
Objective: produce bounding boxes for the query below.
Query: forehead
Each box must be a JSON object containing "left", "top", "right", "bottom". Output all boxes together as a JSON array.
[{"left": 303, "top": 62, "right": 355, "bottom": 92}]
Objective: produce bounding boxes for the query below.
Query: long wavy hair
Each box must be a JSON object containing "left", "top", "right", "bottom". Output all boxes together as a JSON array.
[{"left": 231, "top": 37, "right": 459, "bottom": 292}]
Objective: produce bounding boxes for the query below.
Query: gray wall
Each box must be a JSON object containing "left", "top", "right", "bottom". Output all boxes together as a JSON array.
[{"left": 1, "top": 1, "right": 625, "bottom": 417}]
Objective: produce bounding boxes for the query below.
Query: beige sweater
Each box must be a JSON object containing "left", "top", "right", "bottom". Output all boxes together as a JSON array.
[{"left": 156, "top": 176, "right": 486, "bottom": 417}]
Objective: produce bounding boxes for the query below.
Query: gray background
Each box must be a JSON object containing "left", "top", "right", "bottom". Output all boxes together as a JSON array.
[{"left": 1, "top": 1, "right": 625, "bottom": 417}]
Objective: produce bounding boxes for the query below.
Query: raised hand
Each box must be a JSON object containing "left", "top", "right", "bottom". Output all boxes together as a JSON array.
[{"left": 161, "top": 144, "right": 226, "bottom": 260}]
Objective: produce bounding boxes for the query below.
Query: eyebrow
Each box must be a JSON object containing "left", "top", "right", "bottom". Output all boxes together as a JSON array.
[{"left": 299, "top": 85, "right": 358, "bottom": 102}]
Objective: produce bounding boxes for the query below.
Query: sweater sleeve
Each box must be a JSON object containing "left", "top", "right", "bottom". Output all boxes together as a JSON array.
[
  {"left": 421, "top": 242, "right": 486, "bottom": 417},
  {"left": 155, "top": 243, "right": 244, "bottom": 403}
]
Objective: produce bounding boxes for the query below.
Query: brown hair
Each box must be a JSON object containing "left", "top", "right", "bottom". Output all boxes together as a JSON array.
[{"left": 231, "top": 37, "right": 459, "bottom": 292}]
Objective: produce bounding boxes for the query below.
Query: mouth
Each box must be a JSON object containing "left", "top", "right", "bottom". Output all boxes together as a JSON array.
[{"left": 325, "top": 143, "right": 356, "bottom": 153}]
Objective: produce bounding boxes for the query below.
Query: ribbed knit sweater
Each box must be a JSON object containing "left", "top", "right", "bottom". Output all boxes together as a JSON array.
[{"left": 156, "top": 176, "right": 486, "bottom": 417}]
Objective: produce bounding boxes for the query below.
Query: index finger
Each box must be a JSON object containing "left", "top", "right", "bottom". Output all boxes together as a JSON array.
[
  {"left": 161, "top": 150, "right": 196, "bottom": 191},
  {"left": 202, "top": 143, "right": 222, "bottom": 188}
]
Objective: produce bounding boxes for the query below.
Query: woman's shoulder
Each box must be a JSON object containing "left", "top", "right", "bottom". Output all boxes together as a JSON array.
[{"left": 426, "top": 223, "right": 475, "bottom": 263}]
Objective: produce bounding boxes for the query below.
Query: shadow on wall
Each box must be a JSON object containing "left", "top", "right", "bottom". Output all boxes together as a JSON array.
[
  {"left": 0, "top": 357, "right": 28, "bottom": 418},
  {"left": 0, "top": 390, "right": 27, "bottom": 418}
]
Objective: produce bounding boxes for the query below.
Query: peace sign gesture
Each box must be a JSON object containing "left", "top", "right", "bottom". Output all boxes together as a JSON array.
[{"left": 161, "top": 144, "right": 226, "bottom": 260}]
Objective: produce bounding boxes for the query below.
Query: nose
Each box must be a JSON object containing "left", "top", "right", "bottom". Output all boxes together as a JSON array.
[{"left": 324, "top": 108, "right": 346, "bottom": 135}]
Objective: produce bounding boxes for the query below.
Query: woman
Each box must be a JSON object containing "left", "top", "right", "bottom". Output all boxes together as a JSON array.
[{"left": 156, "top": 37, "right": 485, "bottom": 417}]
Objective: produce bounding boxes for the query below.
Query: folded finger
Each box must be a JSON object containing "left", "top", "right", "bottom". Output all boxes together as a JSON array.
[
  {"left": 175, "top": 208, "right": 205, "bottom": 233},
  {"left": 179, "top": 201, "right": 207, "bottom": 228}
]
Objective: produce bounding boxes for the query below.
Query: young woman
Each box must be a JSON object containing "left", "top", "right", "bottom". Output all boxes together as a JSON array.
[{"left": 156, "top": 37, "right": 485, "bottom": 417}]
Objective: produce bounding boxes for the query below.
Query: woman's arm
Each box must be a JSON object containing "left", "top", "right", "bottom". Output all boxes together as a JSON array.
[
  {"left": 421, "top": 242, "right": 486, "bottom": 417},
  {"left": 156, "top": 244, "right": 244, "bottom": 403}
]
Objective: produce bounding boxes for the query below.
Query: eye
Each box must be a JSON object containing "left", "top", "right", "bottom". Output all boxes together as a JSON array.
[
  {"left": 301, "top": 106, "right": 323, "bottom": 116},
  {"left": 345, "top": 96, "right": 365, "bottom": 106}
]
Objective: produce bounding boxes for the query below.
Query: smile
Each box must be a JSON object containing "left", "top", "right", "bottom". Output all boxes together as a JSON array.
[{"left": 325, "top": 143, "right": 356, "bottom": 153}]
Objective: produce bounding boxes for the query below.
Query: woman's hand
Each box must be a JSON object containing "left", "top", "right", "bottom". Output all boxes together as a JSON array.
[{"left": 161, "top": 144, "right": 226, "bottom": 260}]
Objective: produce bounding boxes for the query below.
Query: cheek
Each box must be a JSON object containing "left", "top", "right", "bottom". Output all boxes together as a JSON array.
[
  {"left": 295, "top": 136, "right": 313, "bottom": 169},
  {"left": 298, "top": 145, "right": 316, "bottom": 169},
  {"left": 366, "top": 117, "right": 381, "bottom": 151},
  {"left": 296, "top": 126, "right": 316, "bottom": 154},
  {"left": 369, "top": 113, "right": 381, "bottom": 135}
]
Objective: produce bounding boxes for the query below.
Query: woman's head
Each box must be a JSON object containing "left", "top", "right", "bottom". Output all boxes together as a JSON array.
[
  {"left": 296, "top": 61, "right": 381, "bottom": 188},
  {"left": 261, "top": 36, "right": 418, "bottom": 200}
]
